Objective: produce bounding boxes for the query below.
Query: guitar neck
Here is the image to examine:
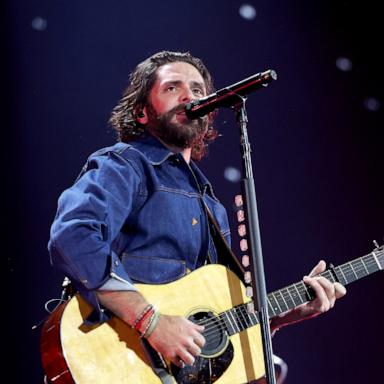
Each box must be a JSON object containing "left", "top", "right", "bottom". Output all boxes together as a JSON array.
[
  {"left": 218, "top": 247, "right": 383, "bottom": 336},
  {"left": 267, "top": 248, "right": 383, "bottom": 318}
]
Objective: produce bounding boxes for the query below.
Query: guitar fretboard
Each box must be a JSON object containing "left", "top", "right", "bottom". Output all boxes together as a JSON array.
[{"left": 217, "top": 248, "right": 383, "bottom": 336}]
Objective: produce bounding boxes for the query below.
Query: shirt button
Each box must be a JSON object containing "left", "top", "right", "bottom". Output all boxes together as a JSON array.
[
  {"left": 171, "top": 155, "right": 180, "bottom": 164},
  {"left": 114, "top": 260, "right": 119, "bottom": 266}
]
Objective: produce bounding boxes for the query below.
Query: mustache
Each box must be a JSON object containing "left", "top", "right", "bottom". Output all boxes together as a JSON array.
[
  {"left": 156, "top": 104, "right": 207, "bottom": 122},
  {"left": 146, "top": 102, "right": 208, "bottom": 127},
  {"left": 155, "top": 104, "right": 188, "bottom": 120}
]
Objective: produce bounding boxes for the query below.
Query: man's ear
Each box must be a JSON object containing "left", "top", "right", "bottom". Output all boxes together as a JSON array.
[{"left": 136, "top": 106, "right": 148, "bottom": 125}]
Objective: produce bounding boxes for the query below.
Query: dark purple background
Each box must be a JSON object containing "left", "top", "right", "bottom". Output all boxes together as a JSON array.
[{"left": 5, "top": 1, "right": 383, "bottom": 383}]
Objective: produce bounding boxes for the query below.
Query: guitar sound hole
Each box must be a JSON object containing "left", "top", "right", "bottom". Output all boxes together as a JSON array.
[
  {"left": 170, "top": 311, "right": 233, "bottom": 384},
  {"left": 188, "top": 311, "right": 228, "bottom": 357}
]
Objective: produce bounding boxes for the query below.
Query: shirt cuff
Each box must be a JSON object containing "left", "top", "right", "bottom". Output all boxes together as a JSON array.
[{"left": 98, "top": 276, "right": 138, "bottom": 291}]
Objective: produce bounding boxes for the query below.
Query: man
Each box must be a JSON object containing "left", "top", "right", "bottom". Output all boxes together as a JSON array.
[{"left": 48, "top": 51, "right": 346, "bottom": 371}]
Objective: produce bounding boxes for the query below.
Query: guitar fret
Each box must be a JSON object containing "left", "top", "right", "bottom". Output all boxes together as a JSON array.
[
  {"left": 301, "top": 281, "right": 312, "bottom": 301},
  {"left": 268, "top": 293, "right": 281, "bottom": 314},
  {"left": 276, "top": 290, "right": 290, "bottom": 312},
  {"left": 351, "top": 259, "right": 367, "bottom": 279},
  {"left": 372, "top": 252, "right": 382, "bottom": 270},
  {"left": 284, "top": 287, "right": 296, "bottom": 309},
  {"left": 229, "top": 309, "right": 241, "bottom": 333},
  {"left": 244, "top": 303, "right": 258, "bottom": 326},
  {"left": 268, "top": 299, "right": 277, "bottom": 317},
  {"left": 222, "top": 311, "right": 236, "bottom": 335},
  {"left": 232, "top": 308, "right": 243, "bottom": 331},
  {"left": 337, "top": 265, "right": 348, "bottom": 285},
  {"left": 343, "top": 263, "right": 355, "bottom": 283},
  {"left": 244, "top": 306, "right": 256, "bottom": 327},
  {"left": 272, "top": 292, "right": 283, "bottom": 313},
  {"left": 293, "top": 283, "right": 305, "bottom": 304},
  {"left": 287, "top": 284, "right": 301, "bottom": 306},
  {"left": 323, "top": 270, "right": 335, "bottom": 283},
  {"left": 236, "top": 307, "right": 249, "bottom": 330},
  {"left": 348, "top": 262, "right": 359, "bottom": 280},
  {"left": 361, "top": 259, "right": 370, "bottom": 275},
  {"left": 362, "top": 255, "right": 380, "bottom": 275},
  {"left": 212, "top": 248, "right": 383, "bottom": 339},
  {"left": 248, "top": 306, "right": 259, "bottom": 325}
]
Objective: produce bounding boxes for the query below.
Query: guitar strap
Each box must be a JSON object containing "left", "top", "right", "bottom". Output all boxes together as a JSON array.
[
  {"left": 140, "top": 339, "right": 176, "bottom": 384},
  {"left": 203, "top": 202, "right": 245, "bottom": 281},
  {"left": 142, "top": 199, "right": 246, "bottom": 384}
]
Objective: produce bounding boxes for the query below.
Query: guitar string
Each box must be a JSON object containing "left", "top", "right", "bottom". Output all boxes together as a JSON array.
[
  {"left": 194, "top": 283, "right": 381, "bottom": 343},
  {"left": 166, "top": 254, "right": 383, "bottom": 343},
  {"left": 193, "top": 257, "right": 382, "bottom": 342},
  {"left": 264, "top": 258, "right": 379, "bottom": 311},
  {"left": 269, "top": 260, "right": 377, "bottom": 310},
  {"left": 199, "top": 269, "right": 369, "bottom": 342},
  {"left": 269, "top": 257, "right": 380, "bottom": 300},
  {"left": 196, "top": 257, "right": 379, "bottom": 332}
]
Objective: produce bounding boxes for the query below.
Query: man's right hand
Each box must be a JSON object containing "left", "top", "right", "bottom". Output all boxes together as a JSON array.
[
  {"left": 147, "top": 314, "right": 205, "bottom": 368},
  {"left": 96, "top": 290, "right": 205, "bottom": 368}
]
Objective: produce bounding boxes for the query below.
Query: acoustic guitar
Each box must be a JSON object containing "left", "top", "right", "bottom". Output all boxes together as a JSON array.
[{"left": 41, "top": 245, "right": 383, "bottom": 383}]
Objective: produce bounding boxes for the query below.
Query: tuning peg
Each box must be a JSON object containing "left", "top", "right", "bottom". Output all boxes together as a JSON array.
[{"left": 373, "top": 240, "right": 380, "bottom": 249}]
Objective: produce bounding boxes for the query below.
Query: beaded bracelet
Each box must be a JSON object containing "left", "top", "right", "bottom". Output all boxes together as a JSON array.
[
  {"left": 132, "top": 304, "right": 154, "bottom": 331},
  {"left": 141, "top": 308, "right": 160, "bottom": 339}
]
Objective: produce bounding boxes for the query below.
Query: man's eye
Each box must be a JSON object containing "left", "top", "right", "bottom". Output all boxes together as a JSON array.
[
  {"left": 193, "top": 88, "right": 203, "bottom": 95},
  {"left": 167, "top": 86, "right": 177, "bottom": 92}
]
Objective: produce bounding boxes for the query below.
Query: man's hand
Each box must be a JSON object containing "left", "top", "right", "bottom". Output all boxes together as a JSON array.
[
  {"left": 271, "top": 260, "right": 347, "bottom": 331},
  {"left": 96, "top": 290, "right": 205, "bottom": 368},
  {"left": 147, "top": 315, "right": 205, "bottom": 368}
]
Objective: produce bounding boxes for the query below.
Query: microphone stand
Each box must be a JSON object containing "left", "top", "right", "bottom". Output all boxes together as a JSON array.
[{"left": 234, "top": 96, "right": 276, "bottom": 384}]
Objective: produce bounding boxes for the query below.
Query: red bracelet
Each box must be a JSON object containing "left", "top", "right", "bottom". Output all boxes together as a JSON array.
[
  {"left": 132, "top": 304, "right": 153, "bottom": 329},
  {"left": 132, "top": 304, "right": 154, "bottom": 332}
]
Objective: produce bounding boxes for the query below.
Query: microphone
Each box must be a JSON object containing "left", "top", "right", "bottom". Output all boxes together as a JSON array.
[{"left": 185, "top": 69, "right": 277, "bottom": 119}]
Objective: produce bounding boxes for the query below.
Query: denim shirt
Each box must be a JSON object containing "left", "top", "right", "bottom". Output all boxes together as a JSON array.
[{"left": 48, "top": 134, "right": 231, "bottom": 322}]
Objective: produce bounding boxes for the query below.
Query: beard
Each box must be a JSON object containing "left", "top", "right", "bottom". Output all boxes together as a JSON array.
[{"left": 146, "top": 103, "right": 208, "bottom": 149}]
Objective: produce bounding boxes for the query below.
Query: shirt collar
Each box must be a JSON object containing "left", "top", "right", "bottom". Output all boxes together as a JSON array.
[
  {"left": 129, "top": 133, "right": 174, "bottom": 165},
  {"left": 130, "top": 133, "right": 217, "bottom": 199}
]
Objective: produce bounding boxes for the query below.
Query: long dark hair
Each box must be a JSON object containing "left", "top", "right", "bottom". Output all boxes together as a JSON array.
[{"left": 109, "top": 51, "right": 218, "bottom": 160}]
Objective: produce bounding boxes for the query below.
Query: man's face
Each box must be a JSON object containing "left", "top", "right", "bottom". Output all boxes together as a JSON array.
[{"left": 141, "top": 62, "right": 209, "bottom": 149}]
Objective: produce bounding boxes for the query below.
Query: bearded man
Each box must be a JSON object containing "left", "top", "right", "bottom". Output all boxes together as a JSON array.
[{"left": 48, "top": 51, "right": 345, "bottom": 377}]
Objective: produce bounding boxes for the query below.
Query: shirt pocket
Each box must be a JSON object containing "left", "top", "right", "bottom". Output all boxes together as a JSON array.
[{"left": 121, "top": 253, "right": 187, "bottom": 284}]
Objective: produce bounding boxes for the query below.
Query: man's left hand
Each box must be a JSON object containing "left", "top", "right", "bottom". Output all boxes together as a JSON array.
[{"left": 270, "top": 260, "right": 347, "bottom": 331}]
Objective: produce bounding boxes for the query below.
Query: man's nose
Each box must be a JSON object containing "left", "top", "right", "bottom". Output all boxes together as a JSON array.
[{"left": 180, "top": 88, "right": 195, "bottom": 103}]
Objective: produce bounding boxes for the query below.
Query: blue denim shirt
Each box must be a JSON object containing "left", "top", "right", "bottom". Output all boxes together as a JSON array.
[{"left": 48, "top": 134, "right": 231, "bottom": 321}]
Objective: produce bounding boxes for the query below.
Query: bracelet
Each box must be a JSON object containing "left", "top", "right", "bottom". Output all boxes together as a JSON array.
[
  {"left": 132, "top": 304, "right": 154, "bottom": 331},
  {"left": 141, "top": 308, "right": 160, "bottom": 339}
]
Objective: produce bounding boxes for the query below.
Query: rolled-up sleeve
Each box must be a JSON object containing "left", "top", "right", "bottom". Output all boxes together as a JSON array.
[{"left": 48, "top": 149, "right": 141, "bottom": 322}]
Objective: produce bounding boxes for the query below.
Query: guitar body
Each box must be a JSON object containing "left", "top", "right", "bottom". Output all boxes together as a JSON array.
[{"left": 41, "top": 264, "right": 265, "bottom": 384}]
